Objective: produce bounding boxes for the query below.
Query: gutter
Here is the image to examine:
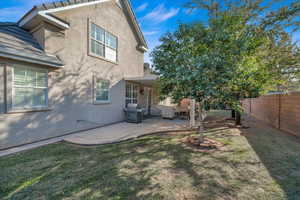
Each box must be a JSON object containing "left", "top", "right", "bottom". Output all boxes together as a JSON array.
[
  {"left": 38, "top": 11, "right": 70, "bottom": 29},
  {"left": 18, "top": 9, "right": 70, "bottom": 30},
  {"left": 18, "top": 0, "right": 148, "bottom": 50},
  {"left": 0, "top": 51, "right": 63, "bottom": 68},
  {"left": 138, "top": 45, "right": 148, "bottom": 52},
  {"left": 124, "top": 0, "right": 148, "bottom": 49}
]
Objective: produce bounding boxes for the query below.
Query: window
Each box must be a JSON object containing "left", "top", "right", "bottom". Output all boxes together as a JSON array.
[
  {"left": 126, "top": 83, "right": 139, "bottom": 106},
  {"left": 12, "top": 66, "right": 48, "bottom": 110},
  {"left": 90, "top": 23, "right": 118, "bottom": 62},
  {"left": 94, "top": 79, "right": 110, "bottom": 103}
]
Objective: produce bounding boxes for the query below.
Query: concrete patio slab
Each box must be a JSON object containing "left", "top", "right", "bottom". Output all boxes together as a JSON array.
[
  {"left": 64, "top": 118, "right": 191, "bottom": 145},
  {"left": 0, "top": 118, "right": 190, "bottom": 157}
]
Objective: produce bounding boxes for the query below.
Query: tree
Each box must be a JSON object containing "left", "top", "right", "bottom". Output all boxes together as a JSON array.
[
  {"left": 152, "top": 23, "right": 224, "bottom": 141},
  {"left": 184, "top": 0, "right": 300, "bottom": 125},
  {"left": 152, "top": 0, "right": 300, "bottom": 127}
]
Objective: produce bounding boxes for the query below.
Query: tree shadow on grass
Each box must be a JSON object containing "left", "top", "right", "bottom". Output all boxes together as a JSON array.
[
  {"left": 3, "top": 116, "right": 298, "bottom": 200},
  {"left": 0, "top": 132, "right": 254, "bottom": 200},
  {"left": 241, "top": 116, "right": 300, "bottom": 199},
  {"left": 0, "top": 141, "right": 164, "bottom": 200}
]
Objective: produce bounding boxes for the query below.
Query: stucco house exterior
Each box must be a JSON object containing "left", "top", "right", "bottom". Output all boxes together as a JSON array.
[{"left": 0, "top": 0, "right": 158, "bottom": 150}]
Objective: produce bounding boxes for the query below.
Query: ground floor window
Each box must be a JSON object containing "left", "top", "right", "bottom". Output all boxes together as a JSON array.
[
  {"left": 126, "top": 83, "right": 139, "bottom": 106},
  {"left": 12, "top": 66, "right": 48, "bottom": 110},
  {"left": 94, "top": 78, "right": 110, "bottom": 103}
]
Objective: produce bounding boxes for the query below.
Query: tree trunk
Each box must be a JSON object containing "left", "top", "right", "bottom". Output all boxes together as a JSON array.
[
  {"left": 235, "top": 111, "right": 242, "bottom": 126},
  {"left": 190, "top": 99, "right": 196, "bottom": 128},
  {"left": 231, "top": 109, "right": 236, "bottom": 118},
  {"left": 198, "top": 102, "right": 205, "bottom": 143}
]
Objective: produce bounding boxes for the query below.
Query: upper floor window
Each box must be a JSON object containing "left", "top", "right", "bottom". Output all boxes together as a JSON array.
[
  {"left": 12, "top": 66, "right": 48, "bottom": 110},
  {"left": 90, "top": 23, "right": 118, "bottom": 63}
]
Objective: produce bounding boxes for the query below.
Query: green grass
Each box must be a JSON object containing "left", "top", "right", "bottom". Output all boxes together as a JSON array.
[{"left": 1, "top": 111, "right": 300, "bottom": 200}]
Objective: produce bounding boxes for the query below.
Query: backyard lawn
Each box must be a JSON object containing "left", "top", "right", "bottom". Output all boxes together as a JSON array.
[{"left": 1, "top": 111, "right": 300, "bottom": 200}]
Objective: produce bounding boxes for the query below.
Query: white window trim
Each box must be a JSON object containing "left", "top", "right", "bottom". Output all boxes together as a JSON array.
[
  {"left": 93, "top": 77, "right": 111, "bottom": 104},
  {"left": 126, "top": 83, "right": 139, "bottom": 105},
  {"left": 89, "top": 22, "right": 118, "bottom": 64},
  {"left": 11, "top": 66, "right": 49, "bottom": 111}
]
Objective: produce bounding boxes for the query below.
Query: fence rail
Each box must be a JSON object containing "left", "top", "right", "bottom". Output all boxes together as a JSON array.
[{"left": 242, "top": 92, "right": 300, "bottom": 137}]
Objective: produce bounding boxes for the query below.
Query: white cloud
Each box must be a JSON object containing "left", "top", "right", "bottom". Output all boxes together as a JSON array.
[
  {"left": 142, "top": 4, "right": 179, "bottom": 23},
  {"left": 144, "top": 31, "right": 159, "bottom": 36},
  {"left": 136, "top": 3, "right": 148, "bottom": 12}
]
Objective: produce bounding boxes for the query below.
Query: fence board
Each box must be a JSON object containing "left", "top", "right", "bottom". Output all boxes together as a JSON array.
[{"left": 242, "top": 92, "right": 300, "bottom": 137}]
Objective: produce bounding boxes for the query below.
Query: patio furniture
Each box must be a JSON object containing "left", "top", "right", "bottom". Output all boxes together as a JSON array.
[
  {"left": 176, "top": 98, "right": 190, "bottom": 119},
  {"left": 160, "top": 105, "right": 176, "bottom": 119},
  {"left": 124, "top": 104, "right": 144, "bottom": 123}
]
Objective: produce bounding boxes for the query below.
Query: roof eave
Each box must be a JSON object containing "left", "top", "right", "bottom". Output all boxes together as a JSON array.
[
  {"left": 18, "top": 0, "right": 148, "bottom": 50},
  {"left": 138, "top": 45, "right": 148, "bottom": 52},
  {"left": 124, "top": 0, "right": 148, "bottom": 49},
  {"left": 0, "top": 51, "right": 64, "bottom": 68}
]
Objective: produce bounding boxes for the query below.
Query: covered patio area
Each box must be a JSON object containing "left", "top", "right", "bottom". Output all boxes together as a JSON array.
[
  {"left": 125, "top": 75, "right": 159, "bottom": 116},
  {"left": 64, "top": 117, "right": 191, "bottom": 146}
]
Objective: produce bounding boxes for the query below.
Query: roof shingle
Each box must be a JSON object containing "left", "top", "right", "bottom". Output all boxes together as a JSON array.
[{"left": 0, "top": 23, "right": 63, "bottom": 67}]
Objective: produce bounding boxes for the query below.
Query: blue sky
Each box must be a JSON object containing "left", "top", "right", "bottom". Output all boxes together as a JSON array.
[{"left": 0, "top": 0, "right": 299, "bottom": 63}]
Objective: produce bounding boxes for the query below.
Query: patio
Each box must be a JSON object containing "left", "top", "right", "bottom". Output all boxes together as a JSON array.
[
  {"left": 0, "top": 117, "right": 191, "bottom": 157},
  {"left": 64, "top": 117, "right": 191, "bottom": 146}
]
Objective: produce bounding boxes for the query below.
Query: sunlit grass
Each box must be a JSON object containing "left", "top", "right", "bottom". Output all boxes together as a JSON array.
[{"left": 1, "top": 111, "right": 300, "bottom": 200}]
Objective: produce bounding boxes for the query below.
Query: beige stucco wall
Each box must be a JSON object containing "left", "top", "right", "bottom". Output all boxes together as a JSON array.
[
  {"left": 0, "top": 1, "right": 145, "bottom": 149},
  {"left": 31, "top": 25, "right": 45, "bottom": 49},
  {"left": 49, "top": 0, "right": 144, "bottom": 78},
  {"left": 0, "top": 64, "right": 4, "bottom": 114}
]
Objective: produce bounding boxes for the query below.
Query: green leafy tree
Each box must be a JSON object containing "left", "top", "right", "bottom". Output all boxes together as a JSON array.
[{"left": 152, "top": 0, "right": 300, "bottom": 126}]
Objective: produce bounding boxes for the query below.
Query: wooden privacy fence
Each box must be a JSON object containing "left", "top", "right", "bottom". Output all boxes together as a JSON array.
[{"left": 242, "top": 92, "right": 300, "bottom": 137}]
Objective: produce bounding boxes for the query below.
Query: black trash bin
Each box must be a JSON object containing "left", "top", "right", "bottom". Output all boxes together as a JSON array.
[{"left": 124, "top": 104, "right": 143, "bottom": 123}]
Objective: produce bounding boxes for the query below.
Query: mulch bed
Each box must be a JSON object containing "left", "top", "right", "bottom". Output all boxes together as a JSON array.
[{"left": 180, "top": 115, "right": 250, "bottom": 152}]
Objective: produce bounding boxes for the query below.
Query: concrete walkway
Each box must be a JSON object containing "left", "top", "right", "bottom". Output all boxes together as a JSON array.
[
  {"left": 0, "top": 118, "right": 190, "bottom": 157},
  {"left": 64, "top": 118, "right": 190, "bottom": 145},
  {"left": 0, "top": 136, "right": 67, "bottom": 157}
]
